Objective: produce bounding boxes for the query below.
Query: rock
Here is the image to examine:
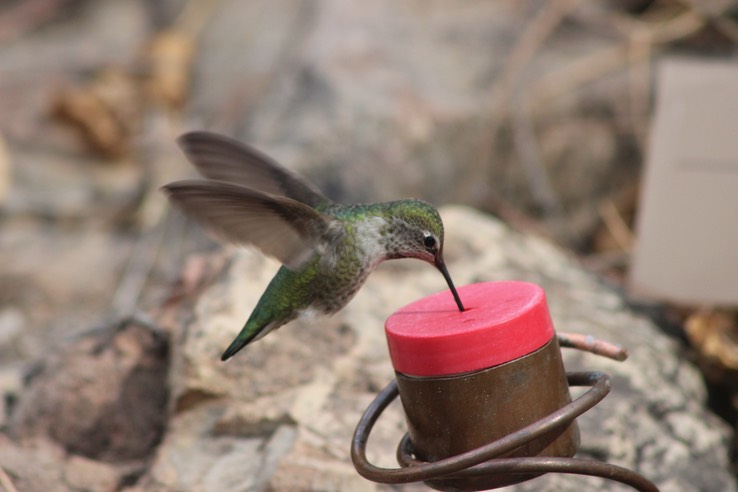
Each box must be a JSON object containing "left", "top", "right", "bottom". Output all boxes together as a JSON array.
[
  {"left": 0, "top": 307, "right": 24, "bottom": 346},
  {"left": 8, "top": 321, "right": 169, "bottom": 462},
  {"left": 64, "top": 454, "right": 121, "bottom": 492},
  {"left": 1, "top": 206, "right": 733, "bottom": 491},
  {"left": 132, "top": 206, "right": 735, "bottom": 491},
  {"left": 0, "top": 434, "right": 66, "bottom": 492},
  {"left": 0, "top": 434, "right": 122, "bottom": 492},
  {"left": 123, "top": 402, "right": 267, "bottom": 492},
  {"left": 191, "top": 0, "right": 641, "bottom": 246},
  {"left": 0, "top": 222, "right": 142, "bottom": 363}
]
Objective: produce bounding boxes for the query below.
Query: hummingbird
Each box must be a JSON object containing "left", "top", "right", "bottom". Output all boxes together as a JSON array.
[{"left": 163, "top": 131, "right": 465, "bottom": 361}]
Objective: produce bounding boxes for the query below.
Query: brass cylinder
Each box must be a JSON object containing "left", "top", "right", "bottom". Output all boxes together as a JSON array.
[{"left": 396, "top": 336, "right": 579, "bottom": 490}]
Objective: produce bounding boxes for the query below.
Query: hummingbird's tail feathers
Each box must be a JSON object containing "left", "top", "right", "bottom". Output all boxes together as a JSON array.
[
  {"left": 220, "top": 319, "right": 281, "bottom": 361},
  {"left": 220, "top": 337, "right": 252, "bottom": 361}
]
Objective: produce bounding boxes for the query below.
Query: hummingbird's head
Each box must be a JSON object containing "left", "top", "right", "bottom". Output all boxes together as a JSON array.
[{"left": 384, "top": 200, "right": 465, "bottom": 311}]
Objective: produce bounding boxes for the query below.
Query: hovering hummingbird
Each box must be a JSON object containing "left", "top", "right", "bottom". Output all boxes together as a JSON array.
[{"left": 163, "top": 131, "right": 465, "bottom": 361}]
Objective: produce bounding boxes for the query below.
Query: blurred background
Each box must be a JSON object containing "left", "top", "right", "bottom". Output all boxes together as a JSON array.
[{"left": 1, "top": 0, "right": 738, "bottom": 488}]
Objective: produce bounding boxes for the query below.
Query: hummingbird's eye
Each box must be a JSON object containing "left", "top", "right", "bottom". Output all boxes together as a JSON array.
[{"left": 423, "top": 234, "right": 437, "bottom": 250}]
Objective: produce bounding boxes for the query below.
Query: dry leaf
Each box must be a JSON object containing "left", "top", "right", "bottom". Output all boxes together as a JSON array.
[
  {"left": 685, "top": 309, "right": 738, "bottom": 373},
  {"left": 140, "top": 29, "right": 195, "bottom": 109},
  {"left": 0, "top": 133, "right": 11, "bottom": 206},
  {"left": 51, "top": 69, "right": 140, "bottom": 158}
]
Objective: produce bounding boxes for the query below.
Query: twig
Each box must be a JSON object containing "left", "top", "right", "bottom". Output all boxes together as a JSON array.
[
  {"left": 626, "top": 26, "right": 653, "bottom": 153},
  {"left": 498, "top": 0, "right": 587, "bottom": 100},
  {"left": 174, "top": 0, "right": 221, "bottom": 38},
  {"left": 458, "top": 0, "right": 585, "bottom": 199},
  {"left": 598, "top": 199, "right": 634, "bottom": 253},
  {"left": 499, "top": 6, "right": 708, "bottom": 245},
  {"left": 528, "top": 8, "right": 706, "bottom": 108},
  {"left": 211, "top": 0, "right": 317, "bottom": 134},
  {"left": 558, "top": 332, "right": 629, "bottom": 361},
  {"left": 111, "top": 207, "right": 174, "bottom": 321},
  {"left": 677, "top": 0, "right": 738, "bottom": 42},
  {"left": 463, "top": 1, "right": 705, "bottom": 248},
  {"left": 712, "top": 15, "right": 738, "bottom": 43},
  {"left": 510, "top": 93, "right": 577, "bottom": 244},
  {"left": 0, "top": 466, "right": 18, "bottom": 492}
]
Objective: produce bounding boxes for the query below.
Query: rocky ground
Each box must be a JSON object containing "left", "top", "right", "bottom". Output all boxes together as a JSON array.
[
  {"left": 2, "top": 1, "right": 738, "bottom": 491},
  {"left": 3, "top": 207, "right": 736, "bottom": 491}
]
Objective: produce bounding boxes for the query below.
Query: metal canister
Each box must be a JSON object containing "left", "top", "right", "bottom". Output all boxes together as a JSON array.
[{"left": 385, "top": 281, "right": 579, "bottom": 491}]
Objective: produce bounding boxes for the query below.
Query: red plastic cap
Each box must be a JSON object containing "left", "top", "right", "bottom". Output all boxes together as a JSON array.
[{"left": 385, "top": 281, "right": 555, "bottom": 377}]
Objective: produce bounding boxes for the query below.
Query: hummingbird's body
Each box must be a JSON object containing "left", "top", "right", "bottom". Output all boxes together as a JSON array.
[{"left": 164, "top": 132, "right": 464, "bottom": 360}]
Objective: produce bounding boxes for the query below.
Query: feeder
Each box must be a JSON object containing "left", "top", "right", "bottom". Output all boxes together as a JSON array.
[{"left": 351, "top": 281, "right": 658, "bottom": 491}]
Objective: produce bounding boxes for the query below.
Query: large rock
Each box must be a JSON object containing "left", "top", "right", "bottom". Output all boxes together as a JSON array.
[
  {"left": 190, "top": 0, "right": 639, "bottom": 246},
  {"left": 2, "top": 322, "right": 169, "bottom": 492},
  {"left": 0, "top": 434, "right": 121, "bottom": 492},
  {"left": 8, "top": 322, "right": 169, "bottom": 462},
  {"left": 129, "top": 206, "right": 735, "bottom": 492}
]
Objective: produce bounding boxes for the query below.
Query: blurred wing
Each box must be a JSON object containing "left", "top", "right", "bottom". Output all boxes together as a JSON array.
[
  {"left": 178, "top": 131, "right": 333, "bottom": 209},
  {"left": 163, "top": 180, "right": 337, "bottom": 270}
]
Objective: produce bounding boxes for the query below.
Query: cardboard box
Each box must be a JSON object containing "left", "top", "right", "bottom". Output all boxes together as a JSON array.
[{"left": 630, "top": 58, "right": 738, "bottom": 306}]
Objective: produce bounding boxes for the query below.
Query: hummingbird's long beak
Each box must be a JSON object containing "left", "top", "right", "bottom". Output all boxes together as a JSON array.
[{"left": 434, "top": 256, "right": 465, "bottom": 312}]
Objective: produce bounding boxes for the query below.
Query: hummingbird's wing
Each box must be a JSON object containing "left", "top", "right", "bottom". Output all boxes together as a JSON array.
[
  {"left": 163, "top": 180, "right": 339, "bottom": 271},
  {"left": 177, "top": 132, "right": 333, "bottom": 210}
]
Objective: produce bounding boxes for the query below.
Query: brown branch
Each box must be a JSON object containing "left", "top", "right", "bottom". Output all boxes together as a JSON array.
[
  {"left": 0, "top": 466, "right": 18, "bottom": 492},
  {"left": 528, "top": 8, "right": 706, "bottom": 107},
  {"left": 459, "top": 0, "right": 585, "bottom": 199},
  {"left": 598, "top": 199, "right": 634, "bottom": 253}
]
